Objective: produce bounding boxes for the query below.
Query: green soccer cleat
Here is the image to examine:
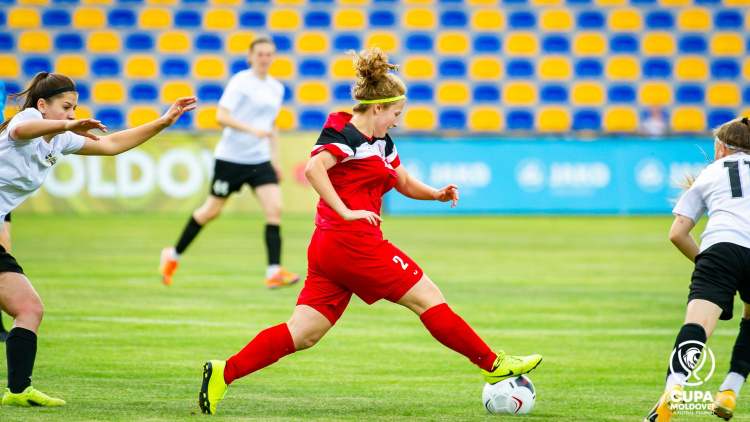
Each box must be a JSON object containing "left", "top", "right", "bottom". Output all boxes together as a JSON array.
[
  {"left": 198, "top": 360, "right": 228, "bottom": 415},
  {"left": 1, "top": 386, "right": 66, "bottom": 407},
  {"left": 481, "top": 350, "right": 543, "bottom": 384}
]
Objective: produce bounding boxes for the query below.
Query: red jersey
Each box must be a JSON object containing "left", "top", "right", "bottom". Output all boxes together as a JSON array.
[{"left": 310, "top": 112, "right": 401, "bottom": 235}]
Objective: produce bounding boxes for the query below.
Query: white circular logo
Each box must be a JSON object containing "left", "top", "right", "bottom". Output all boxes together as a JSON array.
[
  {"left": 669, "top": 341, "right": 715, "bottom": 386},
  {"left": 635, "top": 159, "right": 666, "bottom": 193},
  {"left": 515, "top": 159, "right": 546, "bottom": 193}
]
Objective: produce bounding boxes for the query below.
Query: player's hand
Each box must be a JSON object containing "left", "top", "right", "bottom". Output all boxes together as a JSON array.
[
  {"left": 64, "top": 118, "right": 107, "bottom": 140},
  {"left": 272, "top": 162, "right": 284, "bottom": 182},
  {"left": 435, "top": 184, "right": 459, "bottom": 208},
  {"left": 342, "top": 209, "right": 383, "bottom": 226},
  {"left": 162, "top": 97, "right": 197, "bottom": 127}
]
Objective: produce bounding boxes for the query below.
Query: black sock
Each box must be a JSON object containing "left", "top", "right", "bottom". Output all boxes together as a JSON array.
[
  {"left": 265, "top": 224, "right": 281, "bottom": 266},
  {"left": 6, "top": 327, "right": 37, "bottom": 393},
  {"left": 729, "top": 318, "right": 750, "bottom": 378},
  {"left": 667, "top": 322, "right": 707, "bottom": 378},
  {"left": 175, "top": 216, "right": 203, "bottom": 255},
  {"left": 0, "top": 312, "right": 6, "bottom": 332}
]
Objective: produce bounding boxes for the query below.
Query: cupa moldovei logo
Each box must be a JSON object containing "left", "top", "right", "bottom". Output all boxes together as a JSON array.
[{"left": 667, "top": 341, "right": 716, "bottom": 415}]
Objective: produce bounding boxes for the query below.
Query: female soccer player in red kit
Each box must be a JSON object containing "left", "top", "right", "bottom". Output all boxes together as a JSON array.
[{"left": 198, "top": 48, "right": 543, "bottom": 415}]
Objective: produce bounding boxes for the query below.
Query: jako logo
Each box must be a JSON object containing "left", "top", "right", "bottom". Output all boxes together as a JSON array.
[
  {"left": 548, "top": 162, "right": 610, "bottom": 189},
  {"left": 669, "top": 341, "right": 715, "bottom": 387},
  {"left": 430, "top": 162, "right": 491, "bottom": 188}
]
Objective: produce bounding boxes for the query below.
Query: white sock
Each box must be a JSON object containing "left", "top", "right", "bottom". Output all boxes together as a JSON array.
[
  {"left": 169, "top": 248, "right": 180, "bottom": 261},
  {"left": 665, "top": 373, "right": 687, "bottom": 392},
  {"left": 719, "top": 372, "right": 745, "bottom": 395},
  {"left": 266, "top": 264, "right": 280, "bottom": 279}
]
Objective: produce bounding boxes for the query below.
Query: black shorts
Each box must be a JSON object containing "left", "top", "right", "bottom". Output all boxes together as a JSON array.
[
  {"left": 0, "top": 244, "right": 24, "bottom": 275},
  {"left": 689, "top": 242, "right": 750, "bottom": 320},
  {"left": 210, "top": 160, "right": 278, "bottom": 198},
  {"left": 4, "top": 212, "right": 10, "bottom": 223}
]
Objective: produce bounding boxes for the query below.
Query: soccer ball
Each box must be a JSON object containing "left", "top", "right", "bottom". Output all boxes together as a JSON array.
[{"left": 482, "top": 375, "right": 536, "bottom": 415}]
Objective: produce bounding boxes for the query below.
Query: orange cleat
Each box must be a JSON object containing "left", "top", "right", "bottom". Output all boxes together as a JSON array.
[
  {"left": 159, "top": 247, "right": 179, "bottom": 286},
  {"left": 265, "top": 267, "right": 300, "bottom": 289},
  {"left": 713, "top": 390, "right": 736, "bottom": 421}
]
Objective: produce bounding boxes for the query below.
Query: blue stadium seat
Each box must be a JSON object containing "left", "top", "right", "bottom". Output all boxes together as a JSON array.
[
  {"left": 0, "top": 12, "right": 5, "bottom": 27},
  {"left": 53, "top": 0, "right": 79, "bottom": 3},
  {"left": 96, "top": 109, "right": 124, "bottom": 128},
  {"left": 119, "top": 0, "right": 143, "bottom": 3},
  {"left": 175, "top": 11, "right": 201, "bottom": 28},
  {"left": 507, "top": 60, "right": 534, "bottom": 78},
  {"left": 108, "top": 9, "right": 135, "bottom": 27},
  {"left": 631, "top": 0, "right": 656, "bottom": 4},
  {"left": 543, "top": 36, "right": 569, "bottom": 53},
  {"left": 299, "top": 60, "right": 326, "bottom": 77},
  {"left": 246, "top": 0, "right": 270, "bottom": 3},
  {"left": 679, "top": 36, "right": 707, "bottom": 53},
  {"left": 43, "top": 10, "right": 71, "bottom": 27},
  {"left": 676, "top": 85, "right": 704, "bottom": 104},
  {"left": 507, "top": 110, "right": 533, "bottom": 130},
  {"left": 578, "top": 12, "right": 604, "bottom": 29},
  {"left": 440, "top": 0, "right": 462, "bottom": 3},
  {"left": 441, "top": 11, "right": 467, "bottom": 28},
  {"left": 333, "top": 83, "right": 350, "bottom": 101},
  {"left": 55, "top": 34, "right": 83, "bottom": 51},
  {"left": 126, "top": 34, "right": 153, "bottom": 51},
  {"left": 272, "top": 35, "right": 292, "bottom": 52},
  {"left": 573, "top": 110, "right": 601, "bottom": 130},
  {"left": 183, "top": 0, "right": 206, "bottom": 3},
  {"left": 300, "top": 110, "right": 326, "bottom": 130},
  {"left": 305, "top": 12, "right": 330, "bottom": 28},
  {"left": 197, "top": 84, "right": 223, "bottom": 102},
  {"left": 231, "top": 59, "right": 248, "bottom": 74},
  {"left": 24, "top": 58, "right": 52, "bottom": 76},
  {"left": 440, "top": 110, "right": 466, "bottom": 130},
  {"left": 711, "top": 60, "right": 739, "bottom": 79},
  {"left": 74, "top": 81, "right": 89, "bottom": 101},
  {"left": 406, "top": 34, "right": 433, "bottom": 51},
  {"left": 709, "top": 110, "right": 735, "bottom": 129},
  {"left": 281, "top": 84, "right": 291, "bottom": 102},
  {"left": 610, "top": 35, "right": 638, "bottom": 53},
  {"left": 646, "top": 11, "right": 673, "bottom": 29},
  {"left": 167, "top": 109, "right": 192, "bottom": 130},
  {"left": 575, "top": 59, "right": 602, "bottom": 78},
  {"left": 509, "top": 12, "right": 535, "bottom": 29},
  {"left": 715, "top": 11, "right": 742, "bottom": 29},
  {"left": 695, "top": 0, "right": 719, "bottom": 4},
  {"left": 505, "top": 0, "right": 528, "bottom": 4},
  {"left": 541, "top": 85, "right": 568, "bottom": 103},
  {"left": 92, "top": 58, "right": 119, "bottom": 77},
  {"left": 473, "top": 85, "right": 500, "bottom": 102},
  {"left": 474, "top": 35, "right": 500, "bottom": 53},
  {"left": 744, "top": 87, "right": 750, "bottom": 104},
  {"left": 409, "top": 84, "right": 433, "bottom": 101},
  {"left": 4, "top": 82, "right": 21, "bottom": 95},
  {"left": 240, "top": 12, "right": 265, "bottom": 28},
  {"left": 0, "top": 33, "right": 12, "bottom": 51},
  {"left": 370, "top": 11, "right": 395, "bottom": 27},
  {"left": 643, "top": 59, "right": 671, "bottom": 79},
  {"left": 310, "top": 0, "right": 333, "bottom": 3},
  {"left": 334, "top": 34, "right": 360, "bottom": 51},
  {"left": 608, "top": 85, "right": 635, "bottom": 103},
  {"left": 196, "top": 34, "right": 222, "bottom": 51},
  {"left": 131, "top": 83, "right": 158, "bottom": 101},
  {"left": 439, "top": 60, "right": 466, "bottom": 77},
  {"left": 161, "top": 59, "right": 189, "bottom": 77}
]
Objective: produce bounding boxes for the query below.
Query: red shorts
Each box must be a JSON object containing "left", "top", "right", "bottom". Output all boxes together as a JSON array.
[{"left": 296, "top": 228, "right": 424, "bottom": 325}]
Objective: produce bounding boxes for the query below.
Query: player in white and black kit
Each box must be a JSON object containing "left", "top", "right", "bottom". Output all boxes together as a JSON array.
[
  {"left": 160, "top": 37, "right": 299, "bottom": 289},
  {"left": 645, "top": 117, "right": 750, "bottom": 422},
  {"left": 0, "top": 71, "right": 196, "bottom": 407}
]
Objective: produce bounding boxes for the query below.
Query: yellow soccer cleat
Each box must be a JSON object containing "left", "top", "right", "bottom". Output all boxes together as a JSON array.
[
  {"left": 265, "top": 267, "right": 300, "bottom": 289},
  {"left": 713, "top": 390, "right": 736, "bottom": 421},
  {"left": 159, "top": 247, "right": 179, "bottom": 286},
  {"left": 198, "top": 360, "right": 228, "bottom": 415},
  {"left": 644, "top": 384, "right": 683, "bottom": 422},
  {"left": 481, "top": 350, "right": 543, "bottom": 384},
  {"left": 1, "top": 386, "right": 66, "bottom": 407}
]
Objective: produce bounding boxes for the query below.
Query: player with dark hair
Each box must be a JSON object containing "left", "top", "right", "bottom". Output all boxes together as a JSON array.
[{"left": 0, "top": 78, "right": 7, "bottom": 343}]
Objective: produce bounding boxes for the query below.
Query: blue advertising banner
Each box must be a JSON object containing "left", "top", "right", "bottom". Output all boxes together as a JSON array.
[{"left": 385, "top": 138, "right": 715, "bottom": 215}]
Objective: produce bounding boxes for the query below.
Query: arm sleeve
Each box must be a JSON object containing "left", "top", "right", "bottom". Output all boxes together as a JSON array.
[
  {"left": 217, "top": 75, "right": 243, "bottom": 111},
  {"left": 384, "top": 135, "right": 400, "bottom": 168},
  {"left": 7, "top": 108, "right": 44, "bottom": 141},
  {"left": 311, "top": 128, "right": 355, "bottom": 163},
  {"left": 61, "top": 132, "right": 85, "bottom": 155},
  {"left": 672, "top": 184, "right": 706, "bottom": 224}
]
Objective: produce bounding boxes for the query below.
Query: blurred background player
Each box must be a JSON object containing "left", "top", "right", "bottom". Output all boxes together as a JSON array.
[
  {"left": 642, "top": 106, "right": 668, "bottom": 138},
  {"left": 644, "top": 117, "right": 750, "bottom": 422},
  {"left": 197, "top": 48, "right": 542, "bottom": 415},
  {"left": 0, "top": 71, "right": 196, "bottom": 407},
  {"left": 160, "top": 37, "right": 299, "bottom": 289},
  {"left": 0, "top": 78, "right": 8, "bottom": 342}
]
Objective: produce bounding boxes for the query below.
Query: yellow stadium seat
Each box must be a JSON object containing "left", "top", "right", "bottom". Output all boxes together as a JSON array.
[
  {"left": 0, "top": 56, "right": 20, "bottom": 78},
  {"left": 472, "top": 10, "right": 503, "bottom": 30},
  {"left": 332, "top": 57, "right": 355, "bottom": 79},
  {"left": 204, "top": 9, "right": 235, "bottom": 30},
  {"left": 675, "top": 57, "right": 708, "bottom": 80},
  {"left": 128, "top": 108, "right": 160, "bottom": 128},
  {"left": 437, "top": 83, "right": 469, "bottom": 104},
  {"left": 297, "top": 33, "right": 328, "bottom": 54},
  {"left": 335, "top": 10, "right": 365, "bottom": 29},
  {"left": 158, "top": 32, "right": 189, "bottom": 53},
  {"left": 19, "top": 0, "right": 49, "bottom": 4},
  {"left": 162, "top": 82, "right": 193, "bottom": 102},
  {"left": 504, "top": 83, "right": 536, "bottom": 105},
  {"left": 470, "top": 108, "right": 502, "bottom": 131},
  {"left": 8, "top": 8, "right": 41, "bottom": 28},
  {"left": 140, "top": 9, "right": 171, "bottom": 29},
  {"left": 438, "top": 33, "right": 468, "bottom": 54},
  {"left": 4, "top": 107, "right": 18, "bottom": 120},
  {"left": 711, "top": 34, "right": 743, "bottom": 56},
  {"left": 574, "top": 33, "right": 606, "bottom": 56},
  {"left": 404, "top": 108, "right": 435, "bottom": 131},
  {"left": 660, "top": 0, "right": 690, "bottom": 4},
  {"left": 672, "top": 108, "right": 705, "bottom": 132},
  {"left": 604, "top": 108, "right": 638, "bottom": 132},
  {"left": 366, "top": 32, "right": 398, "bottom": 53},
  {"left": 725, "top": 0, "right": 750, "bottom": 4},
  {"left": 471, "top": 58, "right": 502, "bottom": 79},
  {"left": 539, "top": 58, "right": 571, "bottom": 80},
  {"left": 678, "top": 9, "right": 710, "bottom": 31},
  {"left": 404, "top": 9, "right": 435, "bottom": 29},
  {"left": 338, "top": 0, "right": 366, "bottom": 3},
  {"left": 640, "top": 83, "right": 672, "bottom": 106},
  {"left": 93, "top": 81, "right": 124, "bottom": 103},
  {"left": 532, "top": 0, "right": 562, "bottom": 4},
  {"left": 596, "top": 0, "right": 625, "bottom": 4},
  {"left": 56, "top": 56, "right": 88, "bottom": 77},
  {"left": 147, "top": 0, "right": 176, "bottom": 3},
  {"left": 73, "top": 106, "right": 91, "bottom": 120},
  {"left": 572, "top": 84, "right": 604, "bottom": 105},
  {"left": 269, "top": 10, "right": 300, "bottom": 30},
  {"left": 73, "top": 8, "right": 105, "bottom": 28},
  {"left": 276, "top": 0, "right": 303, "bottom": 3},
  {"left": 643, "top": 33, "right": 675, "bottom": 55},
  {"left": 538, "top": 108, "right": 570, "bottom": 132},
  {"left": 19, "top": 32, "right": 51, "bottom": 52},
  {"left": 468, "top": 0, "right": 498, "bottom": 3},
  {"left": 88, "top": 31, "right": 120, "bottom": 53},
  {"left": 403, "top": 57, "right": 434, "bottom": 79},
  {"left": 269, "top": 56, "right": 294, "bottom": 79},
  {"left": 126, "top": 57, "right": 156, "bottom": 78},
  {"left": 506, "top": 34, "right": 537, "bottom": 56},
  {"left": 194, "top": 57, "right": 225, "bottom": 79},
  {"left": 540, "top": 10, "right": 572, "bottom": 31},
  {"left": 211, "top": 0, "right": 241, "bottom": 4},
  {"left": 197, "top": 107, "right": 220, "bottom": 130},
  {"left": 82, "top": 0, "right": 114, "bottom": 4},
  {"left": 227, "top": 33, "right": 253, "bottom": 54},
  {"left": 609, "top": 10, "right": 641, "bottom": 31},
  {"left": 405, "top": 0, "right": 434, "bottom": 3},
  {"left": 707, "top": 84, "right": 740, "bottom": 106},
  {"left": 297, "top": 83, "right": 328, "bottom": 104},
  {"left": 275, "top": 108, "right": 295, "bottom": 130},
  {"left": 607, "top": 57, "right": 639, "bottom": 80}
]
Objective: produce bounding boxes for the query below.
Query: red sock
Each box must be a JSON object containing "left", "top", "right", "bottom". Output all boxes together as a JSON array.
[
  {"left": 420, "top": 303, "right": 497, "bottom": 372},
  {"left": 224, "top": 323, "right": 295, "bottom": 385}
]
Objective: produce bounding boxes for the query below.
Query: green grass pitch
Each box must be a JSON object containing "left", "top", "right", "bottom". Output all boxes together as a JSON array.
[{"left": 0, "top": 212, "right": 746, "bottom": 421}]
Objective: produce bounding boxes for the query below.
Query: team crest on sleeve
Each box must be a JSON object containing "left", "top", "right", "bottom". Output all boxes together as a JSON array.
[{"left": 44, "top": 153, "right": 58, "bottom": 166}]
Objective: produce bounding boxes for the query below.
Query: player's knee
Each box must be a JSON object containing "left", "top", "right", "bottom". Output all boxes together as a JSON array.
[
  {"left": 15, "top": 297, "right": 44, "bottom": 324},
  {"left": 296, "top": 332, "right": 323, "bottom": 350},
  {"left": 265, "top": 204, "right": 282, "bottom": 221}
]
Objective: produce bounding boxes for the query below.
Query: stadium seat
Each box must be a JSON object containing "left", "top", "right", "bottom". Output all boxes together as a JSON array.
[
  {"left": 539, "top": 58, "right": 570, "bottom": 80},
  {"left": 225, "top": 33, "right": 252, "bottom": 54},
  {"left": 305, "top": 11, "right": 330, "bottom": 28},
  {"left": 332, "top": 57, "right": 355, "bottom": 78},
  {"left": 596, "top": 0, "right": 626, "bottom": 4},
  {"left": 93, "top": 81, "right": 124, "bottom": 103},
  {"left": 438, "top": 33, "right": 468, "bottom": 54},
  {"left": 282, "top": 84, "right": 292, "bottom": 102},
  {"left": 474, "top": 35, "right": 501, "bottom": 53},
  {"left": 472, "top": 10, "right": 503, "bottom": 30},
  {"left": 269, "top": 56, "right": 293, "bottom": 79},
  {"left": 335, "top": 10, "right": 365, "bottom": 29},
  {"left": 196, "top": 34, "right": 222, "bottom": 51},
  {"left": 333, "top": 83, "right": 350, "bottom": 101},
  {"left": 711, "top": 34, "right": 743, "bottom": 56},
  {"left": 675, "top": 85, "right": 704, "bottom": 104},
  {"left": 239, "top": 11, "right": 265, "bottom": 27},
  {"left": 19, "top": 32, "right": 50, "bottom": 52},
  {"left": 366, "top": 32, "right": 398, "bottom": 52},
  {"left": 8, "top": 8, "right": 40, "bottom": 28},
  {"left": 297, "top": 33, "right": 327, "bottom": 54},
  {"left": 56, "top": 56, "right": 87, "bottom": 77},
  {"left": 707, "top": 84, "right": 739, "bottom": 106},
  {"left": 91, "top": 58, "right": 118, "bottom": 76},
  {"left": 507, "top": 60, "right": 534, "bottom": 77},
  {"left": 469, "top": 108, "right": 502, "bottom": 131},
  {"left": 128, "top": 107, "right": 159, "bottom": 128},
  {"left": 661, "top": 0, "right": 690, "bottom": 5},
  {"left": 694, "top": 0, "right": 720, "bottom": 3},
  {"left": 204, "top": 9, "right": 235, "bottom": 29},
  {"left": 640, "top": 83, "right": 671, "bottom": 105},
  {"left": 604, "top": 108, "right": 637, "bottom": 132},
  {"left": 439, "top": 110, "right": 466, "bottom": 130},
  {"left": 334, "top": 34, "right": 361, "bottom": 51},
  {"left": 55, "top": 33, "right": 83, "bottom": 51},
  {"left": 108, "top": 9, "right": 136, "bottom": 27},
  {"left": 504, "top": 83, "right": 536, "bottom": 105},
  {"left": 404, "top": 108, "right": 435, "bottom": 131},
  {"left": 299, "top": 110, "right": 327, "bottom": 130},
  {"left": 610, "top": 35, "right": 638, "bottom": 53},
  {"left": 96, "top": 109, "right": 124, "bottom": 128},
  {"left": 541, "top": 85, "right": 568, "bottom": 102},
  {"left": 506, "top": 110, "right": 533, "bottom": 130},
  {"left": 646, "top": 11, "right": 673, "bottom": 29},
  {"left": 744, "top": 87, "right": 750, "bottom": 104},
  {"left": 130, "top": 83, "right": 158, "bottom": 101},
  {"left": 43, "top": 10, "right": 71, "bottom": 26},
  {"left": 72, "top": 81, "right": 89, "bottom": 101},
  {"left": 369, "top": 11, "right": 395, "bottom": 27},
  {"left": 196, "top": 106, "right": 219, "bottom": 130},
  {"left": 538, "top": 108, "right": 570, "bottom": 132},
  {"left": 715, "top": 10, "right": 742, "bottom": 28},
  {"left": 676, "top": 57, "right": 708, "bottom": 80},
  {"left": 708, "top": 110, "right": 736, "bottom": 129},
  {"left": 575, "top": 59, "right": 603, "bottom": 77},
  {"left": 125, "top": 33, "right": 153, "bottom": 51},
  {"left": 158, "top": 32, "right": 189, "bottom": 52},
  {"left": 0, "top": 33, "right": 12, "bottom": 51},
  {"left": 0, "top": 56, "right": 19, "bottom": 77},
  {"left": 441, "top": 11, "right": 467, "bottom": 27},
  {"left": 125, "top": 57, "right": 156, "bottom": 78},
  {"left": 679, "top": 35, "right": 707, "bottom": 53},
  {"left": 540, "top": 10, "right": 572, "bottom": 31},
  {"left": 573, "top": 34, "right": 605, "bottom": 56},
  {"left": 506, "top": 34, "right": 537, "bottom": 55},
  {"left": 299, "top": 59, "right": 326, "bottom": 77},
  {"left": 473, "top": 85, "right": 500, "bottom": 102},
  {"left": 140, "top": 8, "right": 170, "bottom": 28},
  {"left": 573, "top": 110, "right": 601, "bottom": 130},
  {"left": 608, "top": 85, "right": 636, "bottom": 102},
  {"left": 572, "top": 83, "right": 603, "bottom": 105},
  {"left": 678, "top": 9, "right": 710, "bottom": 31},
  {"left": 73, "top": 8, "right": 105, "bottom": 28},
  {"left": 195, "top": 57, "right": 224, "bottom": 79},
  {"left": 275, "top": 108, "right": 295, "bottom": 130},
  {"left": 509, "top": 11, "right": 535, "bottom": 29},
  {"left": 438, "top": 83, "right": 469, "bottom": 104},
  {"left": 745, "top": 59, "right": 750, "bottom": 80},
  {"left": 406, "top": 34, "right": 433, "bottom": 51},
  {"left": 161, "top": 58, "right": 189, "bottom": 77},
  {"left": 607, "top": 57, "right": 638, "bottom": 79},
  {"left": 711, "top": 59, "right": 739, "bottom": 78},
  {"left": 162, "top": 82, "right": 193, "bottom": 102},
  {"left": 577, "top": 11, "right": 604, "bottom": 28},
  {"left": 609, "top": 10, "right": 641, "bottom": 31},
  {"left": 471, "top": 58, "right": 502, "bottom": 79},
  {"left": 174, "top": 10, "right": 200, "bottom": 27},
  {"left": 643, "top": 59, "right": 671, "bottom": 79},
  {"left": 672, "top": 108, "right": 705, "bottom": 132},
  {"left": 643, "top": 33, "right": 674, "bottom": 55},
  {"left": 439, "top": 60, "right": 466, "bottom": 77},
  {"left": 409, "top": 84, "right": 433, "bottom": 101},
  {"left": 272, "top": 35, "right": 292, "bottom": 52},
  {"left": 404, "top": 9, "right": 435, "bottom": 29},
  {"left": 88, "top": 31, "right": 120, "bottom": 52}
]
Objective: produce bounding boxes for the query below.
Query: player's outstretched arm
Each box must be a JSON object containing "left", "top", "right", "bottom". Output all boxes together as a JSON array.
[
  {"left": 10, "top": 118, "right": 106, "bottom": 142},
  {"left": 75, "top": 97, "right": 197, "bottom": 156},
  {"left": 669, "top": 214, "right": 699, "bottom": 262},
  {"left": 394, "top": 165, "right": 459, "bottom": 207}
]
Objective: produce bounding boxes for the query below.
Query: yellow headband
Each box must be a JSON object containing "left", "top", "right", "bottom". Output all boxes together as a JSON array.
[{"left": 359, "top": 95, "right": 406, "bottom": 104}]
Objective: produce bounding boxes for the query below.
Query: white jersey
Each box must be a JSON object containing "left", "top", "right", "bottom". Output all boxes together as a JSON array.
[
  {"left": 673, "top": 152, "right": 750, "bottom": 252},
  {"left": 0, "top": 108, "right": 85, "bottom": 223},
  {"left": 214, "top": 69, "right": 284, "bottom": 165}
]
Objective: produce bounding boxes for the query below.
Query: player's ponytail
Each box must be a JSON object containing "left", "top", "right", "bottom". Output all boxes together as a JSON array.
[
  {"left": 350, "top": 47, "right": 406, "bottom": 112},
  {"left": 0, "top": 72, "right": 77, "bottom": 134}
]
